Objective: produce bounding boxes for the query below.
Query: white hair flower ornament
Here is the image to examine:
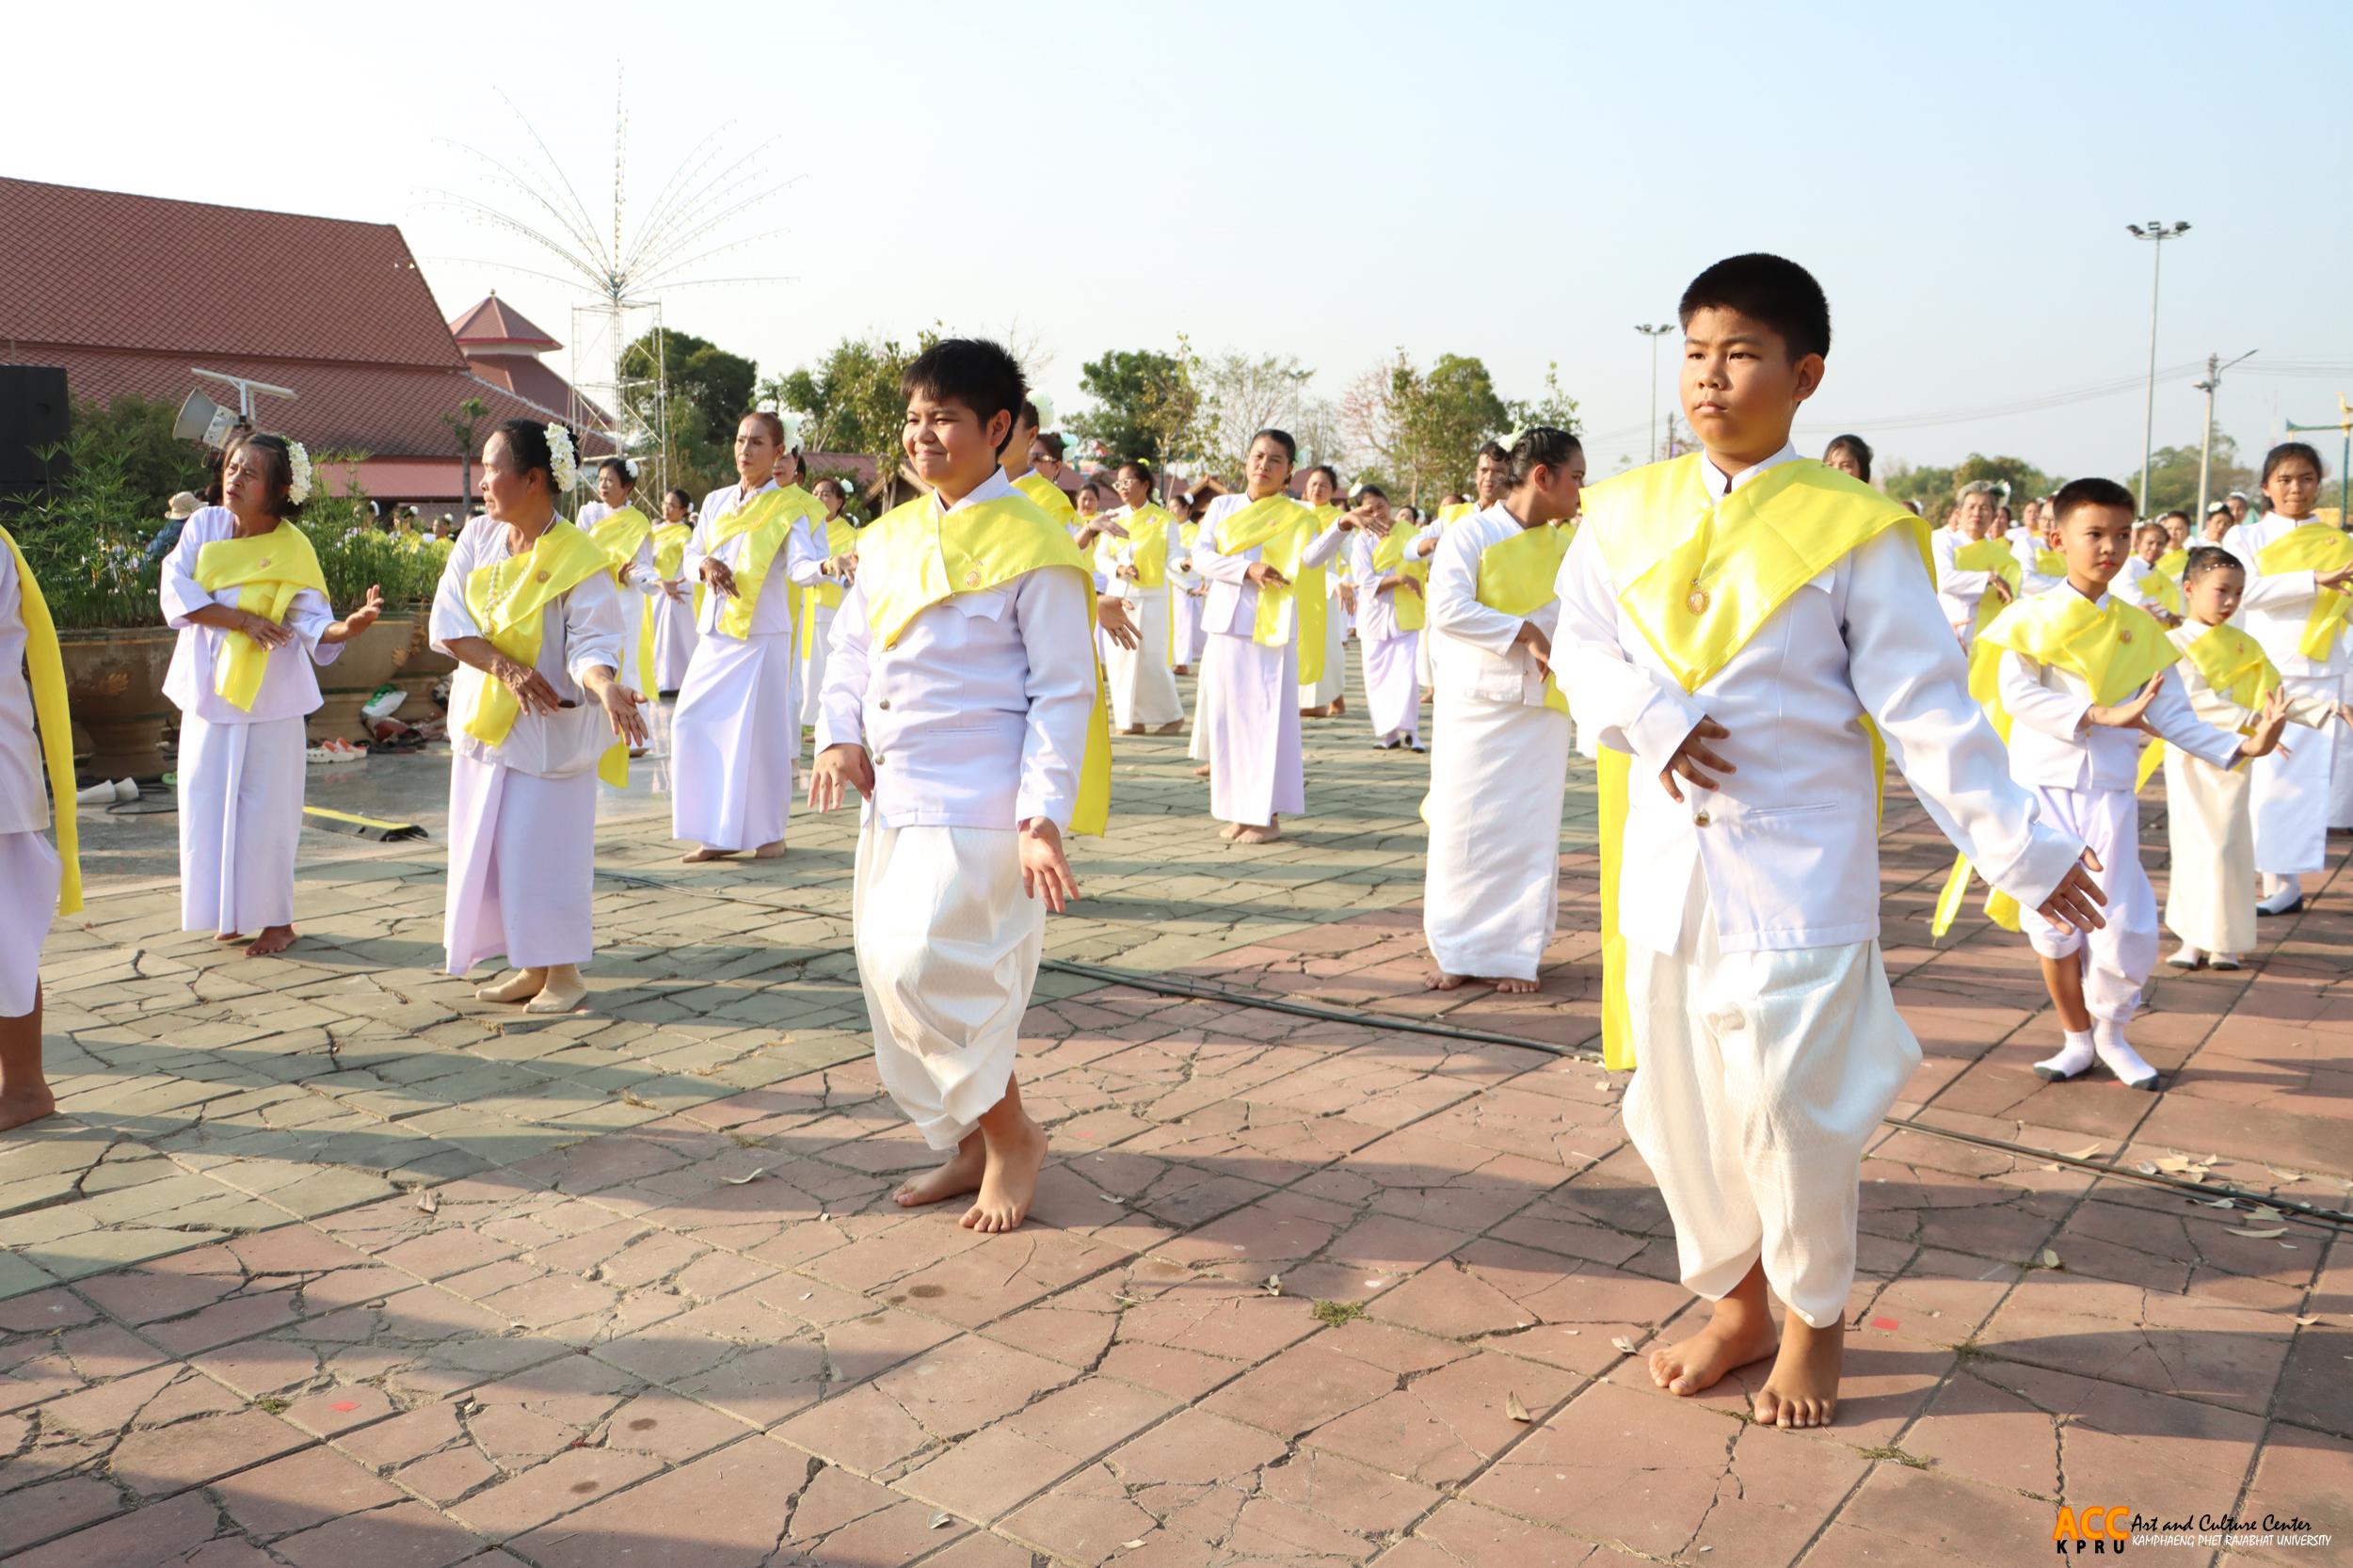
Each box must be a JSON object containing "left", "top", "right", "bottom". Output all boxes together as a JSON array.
[
  {"left": 285, "top": 440, "right": 313, "bottom": 505},
  {"left": 780, "top": 409, "right": 808, "bottom": 452},
  {"left": 545, "top": 424, "right": 579, "bottom": 491},
  {"left": 1030, "top": 392, "right": 1055, "bottom": 432},
  {"left": 621, "top": 456, "right": 639, "bottom": 481}
]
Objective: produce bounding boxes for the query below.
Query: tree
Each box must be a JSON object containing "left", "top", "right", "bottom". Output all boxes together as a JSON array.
[
  {"left": 1504, "top": 361, "right": 1582, "bottom": 435},
  {"left": 768, "top": 329, "right": 941, "bottom": 483},
  {"left": 1198, "top": 352, "right": 1313, "bottom": 478},
  {"left": 622, "top": 328, "right": 757, "bottom": 456},
  {"left": 1884, "top": 453, "right": 2055, "bottom": 520},
  {"left": 66, "top": 395, "right": 208, "bottom": 522},
  {"left": 1338, "top": 349, "right": 1511, "bottom": 505},
  {"left": 442, "top": 395, "right": 488, "bottom": 508},
  {"left": 1072, "top": 347, "right": 1198, "bottom": 468},
  {"left": 2137, "top": 435, "right": 2254, "bottom": 519}
]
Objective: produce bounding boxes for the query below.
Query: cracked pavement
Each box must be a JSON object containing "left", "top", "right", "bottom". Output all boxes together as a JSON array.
[{"left": 4, "top": 666, "right": 2350, "bottom": 1567}]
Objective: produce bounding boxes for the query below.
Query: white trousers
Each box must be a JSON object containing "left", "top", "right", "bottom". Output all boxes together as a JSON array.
[
  {"left": 1360, "top": 631, "right": 1421, "bottom": 743},
  {"left": 176, "top": 712, "right": 305, "bottom": 936},
  {"left": 1205, "top": 632, "right": 1304, "bottom": 826},
  {"left": 672, "top": 630, "right": 796, "bottom": 851},
  {"left": 443, "top": 753, "right": 596, "bottom": 975},
  {"left": 1299, "top": 604, "right": 1346, "bottom": 708},
  {"left": 2252, "top": 673, "right": 2335, "bottom": 875},
  {"left": 854, "top": 824, "right": 1044, "bottom": 1149},
  {"left": 1423, "top": 696, "right": 1569, "bottom": 979},
  {"left": 1622, "top": 872, "right": 1917, "bottom": 1329},
  {"left": 799, "top": 604, "right": 836, "bottom": 739},
  {"left": 2021, "top": 784, "right": 2152, "bottom": 1024},
  {"left": 0, "top": 831, "right": 59, "bottom": 1016},
  {"left": 1100, "top": 589, "right": 1184, "bottom": 729},
  {"left": 2164, "top": 748, "right": 2256, "bottom": 955}
]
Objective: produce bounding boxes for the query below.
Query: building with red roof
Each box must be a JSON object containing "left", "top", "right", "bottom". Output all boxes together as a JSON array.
[{"left": 0, "top": 176, "right": 605, "bottom": 510}]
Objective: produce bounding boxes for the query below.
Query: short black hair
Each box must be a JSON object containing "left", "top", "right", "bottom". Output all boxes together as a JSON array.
[
  {"left": 1118, "top": 458, "right": 1154, "bottom": 486},
  {"left": 2052, "top": 475, "right": 2136, "bottom": 525},
  {"left": 1353, "top": 482, "right": 1387, "bottom": 503},
  {"left": 1475, "top": 440, "right": 1509, "bottom": 465},
  {"left": 664, "top": 487, "right": 693, "bottom": 513},
  {"left": 1251, "top": 427, "right": 1298, "bottom": 464},
  {"left": 1678, "top": 252, "right": 1832, "bottom": 361},
  {"left": 1822, "top": 434, "right": 1873, "bottom": 482},
  {"left": 2158, "top": 510, "right": 2189, "bottom": 525},
  {"left": 2262, "top": 440, "right": 2324, "bottom": 486},
  {"left": 1304, "top": 463, "right": 1338, "bottom": 489},
  {"left": 1033, "top": 432, "right": 1066, "bottom": 462},
  {"left": 1505, "top": 426, "right": 1583, "bottom": 488},
  {"left": 2182, "top": 544, "right": 2244, "bottom": 585},
  {"left": 597, "top": 456, "right": 636, "bottom": 488},
  {"left": 901, "top": 339, "right": 1028, "bottom": 456}
]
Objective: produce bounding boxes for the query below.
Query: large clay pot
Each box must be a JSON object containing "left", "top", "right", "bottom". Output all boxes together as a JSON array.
[
  {"left": 58, "top": 627, "right": 178, "bottom": 782},
  {"left": 308, "top": 615, "right": 415, "bottom": 744},
  {"left": 392, "top": 608, "right": 456, "bottom": 712}
]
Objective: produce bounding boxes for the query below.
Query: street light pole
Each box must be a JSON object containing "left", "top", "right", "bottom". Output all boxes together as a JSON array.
[
  {"left": 2126, "top": 220, "right": 2190, "bottom": 513},
  {"left": 1634, "top": 324, "right": 1673, "bottom": 461},
  {"left": 2193, "top": 349, "right": 2257, "bottom": 524}
]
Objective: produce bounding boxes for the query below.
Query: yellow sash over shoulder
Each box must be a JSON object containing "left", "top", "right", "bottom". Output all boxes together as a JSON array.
[
  {"left": 1584, "top": 456, "right": 1926, "bottom": 1070},
  {"left": 458, "top": 520, "right": 628, "bottom": 788},
  {"left": 1217, "top": 494, "right": 1329, "bottom": 684},
  {"left": 2155, "top": 547, "right": 2188, "bottom": 580},
  {"left": 1931, "top": 589, "right": 2180, "bottom": 937},
  {"left": 1015, "top": 472, "right": 1078, "bottom": 526},
  {"left": 1954, "top": 537, "right": 2022, "bottom": 640},
  {"left": 652, "top": 522, "right": 692, "bottom": 581},
  {"left": 1371, "top": 518, "right": 1433, "bottom": 635},
  {"left": 2137, "top": 565, "right": 2185, "bottom": 620},
  {"left": 2133, "top": 620, "right": 2280, "bottom": 791},
  {"left": 193, "top": 520, "right": 328, "bottom": 712},
  {"left": 2255, "top": 522, "right": 2353, "bottom": 663},
  {"left": 1113, "top": 504, "right": 1174, "bottom": 592},
  {"left": 2, "top": 527, "right": 80, "bottom": 914},
  {"left": 858, "top": 492, "right": 1111, "bottom": 836},
  {"left": 1474, "top": 522, "right": 1573, "bottom": 709},
  {"left": 589, "top": 505, "right": 656, "bottom": 681},
  {"left": 799, "top": 514, "right": 861, "bottom": 657},
  {"left": 710, "top": 485, "right": 819, "bottom": 641}
]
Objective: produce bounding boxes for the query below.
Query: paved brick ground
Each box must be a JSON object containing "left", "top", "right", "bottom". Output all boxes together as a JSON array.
[{"left": 5, "top": 667, "right": 2349, "bottom": 1567}]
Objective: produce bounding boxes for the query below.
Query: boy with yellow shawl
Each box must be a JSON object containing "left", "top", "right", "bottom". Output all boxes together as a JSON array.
[
  {"left": 1973, "top": 477, "right": 2281, "bottom": 1089},
  {"left": 161, "top": 435, "right": 382, "bottom": 957},
  {"left": 2157, "top": 546, "right": 2347, "bottom": 971},
  {"left": 1193, "top": 430, "right": 1369, "bottom": 844},
  {"left": 1556, "top": 254, "right": 2103, "bottom": 1431},
  {"left": 809, "top": 339, "right": 1109, "bottom": 1236},
  {"left": 1, "top": 524, "right": 80, "bottom": 1130}
]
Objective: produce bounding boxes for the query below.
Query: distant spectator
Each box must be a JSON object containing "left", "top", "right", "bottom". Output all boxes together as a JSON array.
[{"left": 144, "top": 491, "right": 202, "bottom": 568}]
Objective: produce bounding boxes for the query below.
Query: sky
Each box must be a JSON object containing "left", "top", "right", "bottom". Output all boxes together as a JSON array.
[{"left": 18, "top": 0, "right": 2353, "bottom": 482}]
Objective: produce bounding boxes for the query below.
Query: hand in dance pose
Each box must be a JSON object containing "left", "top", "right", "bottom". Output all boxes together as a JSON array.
[
  {"left": 1097, "top": 596, "right": 1140, "bottom": 649},
  {"left": 321, "top": 584, "right": 383, "bottom": 645},
  {"left": 699, "top": 557, "right": 740, "bottom": 600},
  {"left": 806, "top": 743, "right": 875, "bottom": 811}
]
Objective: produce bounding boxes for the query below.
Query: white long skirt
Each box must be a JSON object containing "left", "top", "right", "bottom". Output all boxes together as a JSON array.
[
  {"left": 2251, "top": 672, "right": 2336, "bottom": 875},
  {"left": 1299, "top": 603, "right": 1346, "bottom": 710},
  {"left": 1188, "top": 636, "right": 1218, "bottom": 764},
  {"left": 2020, "top": 784, "right": 2153, "bottom": 1024},
  {"left": 176, "top": 712, "right": 305, "bottom": 936},
  {"left": 1423, "top": 696, "right": 1569, "bottom": 980},
  {"left": 799, "top": 603, "right": 836, "bottom": 744},
  {"left": 2332, "top": 669, "right": 2353, "bottom": 830},
  {"left": 1622, "top": 869, "right": 1916, "bottom": 1329},
  {"left": 650, "top": 585, "right": 697, "bottom": 694},
  {"left": 1171, "top": 590, "right": 1204, "bottom": 669},
  {"left": 671, "top": 630, "right": 796, "bottom": 852},
  {"left": 855, "top": 823, "right": 1044, "bottom": 1149},
  {"left": 1101, "top": 589, "right": 1183, "bottom": 729},
  {"left": 0, "top": 831, "right": 59, "bottom": 1015},
  {"left": 443, "top": 752, "right": 595, "bottom": 975},
  {"left": 2164, "top": 747, "right": 2255, "bottom": 955},
  {"left": 1205, "top": 632, "right": 1304, "bottom": 826},
  {"left": 1361, "top": 631, "right": 1421, "bottom": 744},
  {"left": 616, "top": 589, "right": 648, "bottom": 697}
]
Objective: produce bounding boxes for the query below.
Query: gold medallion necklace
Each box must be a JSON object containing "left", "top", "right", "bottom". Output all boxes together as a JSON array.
[{"left": 1684, "top": 502, "right": 1719, "bottom": 616}]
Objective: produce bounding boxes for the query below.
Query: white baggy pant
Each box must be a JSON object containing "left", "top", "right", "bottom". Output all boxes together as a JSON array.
[
  {"left": 2020, "top": 784, "right": 2153, "bottom": 1025},
  {"left": 1621, "top": 872, "right": 1918, "bottom": 1330},
  {"left": 443, "top": 754, "right": 597, "bottom": 975},
  {"left": 0, "top": 830, "right": 60, "bottom": 1016},
  {"left": 854, "top": 824, "right": 1045, "bottom": 1149},
  {"left": 176, "top": 712, "right": 306, "bottom": 936}
]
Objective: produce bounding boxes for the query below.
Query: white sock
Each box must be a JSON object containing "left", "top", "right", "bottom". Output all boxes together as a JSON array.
[
  {"left": 2091, "top": 1022, "right": 2159, "bottom": 1089},
  {"left": 2167, "top": 942, "right": 2203, "bottom": 968},
  {"left": 2257, "top": 876, "right": 2300, "bottom": 913},
  {"left": 2035, "top": 1030, "right": 2096, "bottom": 1080}
]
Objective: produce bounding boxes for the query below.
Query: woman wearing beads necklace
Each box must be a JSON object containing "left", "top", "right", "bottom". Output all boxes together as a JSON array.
[{"left": 430, "top": 420, "right": 646, "bottom": 1014}]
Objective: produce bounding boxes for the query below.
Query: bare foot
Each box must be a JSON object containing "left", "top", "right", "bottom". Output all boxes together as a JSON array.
[
  {"left": 896, "top": 1136, "right": 985, "bottom": 1207},
  {"left": 1174, "top": 665, "right": 1192, "bottom": 676},
  {"left": 751, "top": 839, "right": 787, "bottom": 859},
  {"left": 1753, "top": 1316, "right": 1843, "bottom": 1429},
  {"left": 1220, "top": 822, "right": 1243, "bottom": 840},
  {"left": 214, "top": 931, "right": 245, "bottom": 943},
  {"left": 524, "top": 966, "right": 587, "bottom": 1014},
  {"left": 0, "top": 1087, "right": 57, "bottom": 1134},
  {"left": 1648, "top": 1294, "right": 1778, "bottom": 1397},
  {"left": 1121, "top": 725, "right": 1144, "bottom": 735},
  {"left": 1232, "top": 824, "right": 1281, "bottom": 845},
  {"left": 1497, "top": 976, "right": 1540, "bottom": 994},
  {"left": 475, "top": 968, "right": 548, "bottom": 1004},
  {"left": 1153, "top": 720, "right": 1185, "bottom": 734},
  {"left": 1191, "top": 763, "right": 1212, "bottom": 778},
  {"left": 1425, "top": 969, "right": 1468, "bottom": 991},
  {"left": 1330, "top": 696, "right": 1347, "bottom": 715},
  {"left": 681, "top": 846, "right": 736, "bottom": 863},
  {"left": 243, "top": 924, "right": 296, "bottom": 958},
  {"left": 962, "top": 1113, "right": 1048, "bottom": 1233}
]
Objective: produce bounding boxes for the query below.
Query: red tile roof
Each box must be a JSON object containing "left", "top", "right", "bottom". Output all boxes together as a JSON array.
[
  {"left": 448, "top": 294, "right": 561, "bottom": 352},
  {"left": 0, "top": 177, "right": 606, "bottom": 460}
]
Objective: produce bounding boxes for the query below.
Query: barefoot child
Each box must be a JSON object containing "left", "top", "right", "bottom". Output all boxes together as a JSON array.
[
  {"left": 2226, "top": 442, "right": 2353, "bottom": 916},
  {"left": 2160, "top": 546, "right": 2350, "bottom": 971},
  {"left": 810, "top": 339, "right": 1108, "bottom": 1233},
  {"left": 1557, "top": 254, "right": 2104, "bottom": 1429},
  {"left": 1423, "top": 428, "right": 1584, "bottom": 992},
  {"left": 0, "top": 525, "right": 79, "bottom": 1131},
  {"left": 1973, "top": 479, "right": 2285, "bottom": 1089}
]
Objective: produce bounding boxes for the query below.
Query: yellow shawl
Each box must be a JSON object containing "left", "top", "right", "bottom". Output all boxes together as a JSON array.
[
  {"left": 799, "top": 512, "right": 861, "bottom": 656},
  {"left": 858, "top": 491, "right": 1111, "bottom": 835},
  {"left": 651, "top": 522, "right": 693, "bottom": 581},
  {"left": 1110, "top": 504, "right": 1174, "bottom": 592},
  {"left": 708, "top": 484, "right": 820, "bottom": 641},
  {"left": 1954, "top": 537, "right": 2022, "bottom": 641},
  {"left": 589, "top": 505, "right": 655, "bottom": 683},
  {"left": 1474, "top": 522, "right": 1574, "bottom": 707},
  {"left": 2132, "top": 620, "right": 2281, "bottom": 791},
  {"left": 457, "top": 520, "right": 628, "bottom": 787},
  {"left": 193, "top": 520, "right": 328, "bottom": 712},
  {"left": 1370, "top": 519, "right": 1433, "bottom": 634},
  {"left": 1586, "top": 456, "right": 1925, "bottom": 1069},
  {"left": 2255, "top": 521, "right": 2353, "bottom": 663},
  {"left": 1217, "top": 495, "right": 1330, "bottom": 684},
  {"left": 2, "top": 527, "right": 80, "bottom": 914},
  {"left": 1014, "top": 472, "right": 1078, "bottom": 525}
]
